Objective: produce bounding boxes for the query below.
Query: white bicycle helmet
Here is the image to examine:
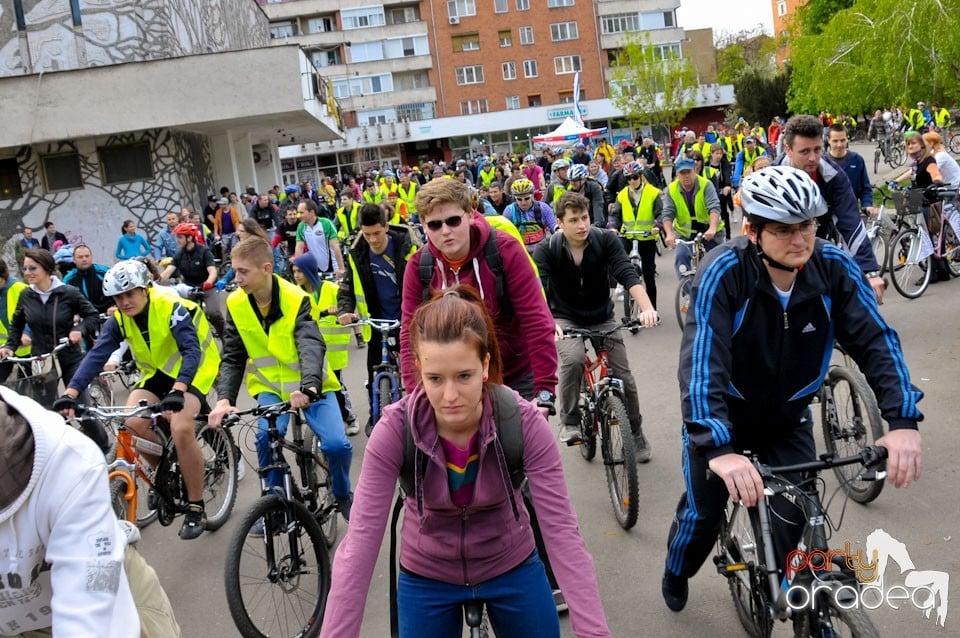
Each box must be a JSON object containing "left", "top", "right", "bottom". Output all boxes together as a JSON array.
[
  {"left": 552, "top": 158, "right": 570, "bottom": 171},
  {"left": 740, "top": 166, "right": 827, "bottom": 225},
  {"left": 568, "top": 164, "right": 588, "bottom": 180},
  {"left": 103, "top": 260, "right": 151, "bottom": 296},
  {"left": 524, "top": 153, "right": 536, "bottom": 162}
]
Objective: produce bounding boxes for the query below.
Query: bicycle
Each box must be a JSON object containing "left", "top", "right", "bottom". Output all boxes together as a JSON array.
[
  {"left": 872, "top": 135, "right": 905, "bottom": 174},
  {"left": 618, "top": 230, "right": 656, "bottom": 334},
  {"left": 562, "top": 322, "right": 641, "bottom": 530},
  {"left": 223, "top": 401, "right": 336, "bottom": 638},
  {"left": 75, "top": 401, "right": 238, "bottom": 532},
  {"left": 888, "top": 185, "right": 960, "bottom": 298},
  {"left": 818, "top": 346, "right": 885, "bottom": 504},
  {"left": 89, "top": 357, "right": 142, "bottom": 407},
  {"left": 345, "top": 317, "right": 402, "bottom": 433},
  {"left": 1, "top": 338, "right": 70, "bottom": 407},
  {"left": 713, "top": 445, "right": 887, "bottom": 638},
  {"left": 674, "top": 232, "right": 706, "bottom": 330}
]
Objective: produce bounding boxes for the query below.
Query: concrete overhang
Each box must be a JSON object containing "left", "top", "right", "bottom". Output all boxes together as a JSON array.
[{"left": 0, "top": 45, "right": 343, "bottom": 149}]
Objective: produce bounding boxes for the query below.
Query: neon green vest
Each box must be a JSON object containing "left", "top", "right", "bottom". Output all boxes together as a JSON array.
[
  {"left": 668, "top": 177, "right": 723, "bottom": 238},
  {"left": 116, "top": 287, "right": 220, "bottom": 393},
  {"left": 617, "top": 184, "right": 660, "bottom": 239},
  {"left": 478, "top": 167, "right": 497, "bottom": 188},
  {"left": 316, "top": 281, "right": 351, "bottom": 371},
  {"left": 397, "top": 182, "right": 418, "bottom": 215},
  {"left": 1, "top": 282, "right": 30, "bottom": 356},
  {"left": 336, "top": 201, "right": 360, "bottom": 241},
  {"left": 226, "top": 276, "right": 340, "bottom": 400}
]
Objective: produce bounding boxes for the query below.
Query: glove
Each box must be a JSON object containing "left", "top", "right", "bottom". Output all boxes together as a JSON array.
[
  {"left": 887, "top": 181, "right": 898, "bottom": 190},
  {"left": 53, "top": 394, "right": 78, "bottom": 414},
  {"left": 214, "top": 281, "right": 226, "bottom": 292},
  {"left": 160, "top": 389, "right": 185, "bottom": 413},
  {"left": 201, "top": 281, "right": 214, "bottom": 291}
]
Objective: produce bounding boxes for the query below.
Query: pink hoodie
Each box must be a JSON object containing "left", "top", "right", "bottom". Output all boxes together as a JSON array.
[
  {"left": 399, "top": 213, "right": 558, "bottom": 396},
  {"left": 320, "top": 386, "right": 612, "bottom": 637}
]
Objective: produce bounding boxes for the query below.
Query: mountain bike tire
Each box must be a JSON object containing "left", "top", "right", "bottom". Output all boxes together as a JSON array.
[
  {"left": 793, "top": 585, "right": 880, "bottom": 637},
  {"left": 675, "top": 276, "right": 694, "bottom": 330},
  {"left": 198, "top": 424, "right": 238, "bottom": 530},
  {"left": 600, "top": 394, "right": 638, "bottom": 530},
  {"left": 578, "top": 376, "right": 597, "bottom": 461},
  {"left": 302, "top": 430, "right": 339, "bottom": 548},
  {"left": 888, "top": 227, "right": 931, "bottom": 298},
  {"left": 719, "top": 504, "right": 773, "bottom": 638}
]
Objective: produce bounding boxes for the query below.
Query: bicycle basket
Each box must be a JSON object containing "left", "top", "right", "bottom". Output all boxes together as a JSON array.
[
  {"left": 3, "top": 362, "right": 59, "bottom": 407},
  {"left": 890, "top": 190, "right": 925, "bottom": 216}
]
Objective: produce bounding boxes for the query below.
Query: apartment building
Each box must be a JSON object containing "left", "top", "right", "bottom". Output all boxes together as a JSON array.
[
  {"left": 261, "top": 0, "right": 733, "bottom": 184},
  {"left": 772, "top": 0, "right": 805, "bottom": 63}
]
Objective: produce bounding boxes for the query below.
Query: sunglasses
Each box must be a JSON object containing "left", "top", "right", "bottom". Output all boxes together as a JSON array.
[
  {"left": 516, "top": 195, "right": 533, "bottom": 201},
  {"left": 627, "top": 175, "right": 642, "bottom": 181},
  {"left": 425, "top": 214, "right": 466, "bottom": 231},
  {"left": 22, "top": 265, "right": 40, "bottom": 272}
]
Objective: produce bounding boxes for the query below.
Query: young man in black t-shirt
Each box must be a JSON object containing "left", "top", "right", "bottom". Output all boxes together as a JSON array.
[{"left": 158, "top": 224, "right": 225, "bottom": 336}]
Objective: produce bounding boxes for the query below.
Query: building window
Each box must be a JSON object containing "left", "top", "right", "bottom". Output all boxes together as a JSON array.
[
  {"left": 460, "top": 99, "right": 489, "bottom": 115},
  {"left": 502, "top": 61, "right": 517, "bottom": 80},
  {"left": 601, "top": 13, "right": 640, "bottom": 34},
  {"left": 453, "top": 33, "right": 481, "bottom": 52},
  {"left": 546, "top": 0, "right": 574, "bottom": 7},
  {"left": 650, "top": 42, "right": 682, "bottom": 60},
  {"left": 519, "top": 26, "right": 534, "bottom": 45},
  {"left": 387, "top": 6, "right": 420, "bottom": 24},
  {"left": 384, "top": 35, "right": 429, "bottom": 58},
  {"left": 447, "top": 0, "right": 477, "bottom": 19},
  {"left": 516, "top": 0, "right": 530, "bottom": 10},
  {"left": 0, "top": 158, "right": 22, "bottom": 199},
  {"left": 506, "top": 95, "right": 520, "bottom": 110},
  {"left": 310, "top": 48, "right": 342, "bottom": 68},
  {"left": 550, "top": 22, "right": 578, "bottom": 41},
  {"left": 455, "top": 65, "right": 485, "bottom": 85},
  {"left": 341, "top": 6, "right": 386, "bottom": 29},
  {"left": 641, "top": 10, "right": 675, "bottom": 29},
  {"left": 557, "top": 89, "right": 585, "bottom": 104},
  {"left": 41, "top": 153, "right": 83, "bottom": 192},
  {"left": 494, "top": 0, "right": 508, "bottom": 13},
  {"left": 332, "top": 73, "right": 395, "bottom": 98},
  {"left": 99, "top": 143, "right": 152, "bottom": 185},
  {"left": 305, "top": 17, "right": 334, "bottom": 34},
  {"left": 554, "top": 54, "right": 581, "bottom": 75},
  {"left": 528, "top": 94, "right": 542, "bottom": 107},
  {"left": 523, "top": 59, "right": 538, "bottom": 78},
  {"left": 499, "top": 30, "right": 512, "bottom": 46},
  {"left": 777, "top": 0, "right": 787, "bottom": 16},
  {"left": 269, "top": 21, "right": 296, "bottom": 39}
]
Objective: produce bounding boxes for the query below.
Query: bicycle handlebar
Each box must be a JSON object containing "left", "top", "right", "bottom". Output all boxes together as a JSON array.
[
  {"left": 562, "top": 321, "right": 651, "bottom": 339},
  {"left": 674, "top": 232, "right": 705, "bottom": 248},
  {"left": 74, "top": 401, "right": 160, "bottom": 420},
  {"left": 2, "top": 338, "right": 71, "bottom": 363},
  {"left": 220, "top": 401, "right": 292, "bottom": 428},
  {"left": 753, "top": 445, "right": 888, "bottom": 479},
  {"left": 342, "top": 318, "right": 401, "bottom": 332}
]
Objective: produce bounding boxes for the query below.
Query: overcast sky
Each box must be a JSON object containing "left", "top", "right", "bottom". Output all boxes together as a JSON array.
[{"left": 676, "top": 0, "right": 774, "bottom": 40}]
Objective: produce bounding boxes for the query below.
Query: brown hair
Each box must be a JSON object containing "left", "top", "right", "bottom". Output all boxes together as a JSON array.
[
  {"left": 553, "top": 191, "right": 590, "bottom": 221},
  {"left": 415, "top": 178, "right": 473, "bottom": 219},
  {"left": 230, "top": 237, "right": 273, "bottom": 268},
  {"left": 409, "top": 285, "right": 503, "bottom": 386},
  {"left": 239, "top": 217, "right": 269, "bottom": 241},
  {"left": 905, "top": 131, "right": 932, "bottom": 162},
  {"left": 23, "top": 249, "right": 56, "bottom": 275}
]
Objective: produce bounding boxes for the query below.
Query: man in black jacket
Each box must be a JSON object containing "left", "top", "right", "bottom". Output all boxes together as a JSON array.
[
  {"left": 337, "top": 204, "right": 416, "bottom": 436},
  {"left": 533, "top": 191, "right": 658, "bottom": 454},
  {"left": 39, "top": 221, "right": 67, "bottom": 252}
]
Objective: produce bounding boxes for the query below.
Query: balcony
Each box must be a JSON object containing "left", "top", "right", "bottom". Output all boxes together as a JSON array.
[
  {"left": 595, "top": 0, "right": 680, "bottom": 13},
  {"left": 337, "top": 86, "right": 437, "bottom": 112},
  {"left": 600, "top": 26, "right": 684, "bottom": 50}
]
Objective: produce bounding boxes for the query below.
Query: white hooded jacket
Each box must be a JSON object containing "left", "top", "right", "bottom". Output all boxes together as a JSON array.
[{"left": 0, "top": 387, "right": 139, "bottom": 637}]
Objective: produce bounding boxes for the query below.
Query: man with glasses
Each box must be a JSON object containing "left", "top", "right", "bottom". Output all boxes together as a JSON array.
[
  {"left": 662, "top": 158, "right": 723, "bottom": 279},
  {"left": 504, "top": 179, "right": 557, "bottom": 253},
  {"left": 608, "top": 162, "right": 662, "bottom": 309},
  {"left": 566, "top": 164, "right": 606, "bottom": 227},
  {"left": 662, "top": 166, "right": 923, "bottom": 613}
]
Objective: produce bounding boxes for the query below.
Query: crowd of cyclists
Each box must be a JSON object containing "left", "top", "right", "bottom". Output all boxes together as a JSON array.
[{"left": 0, "top": 106, "right": 949, "bottom": 636}]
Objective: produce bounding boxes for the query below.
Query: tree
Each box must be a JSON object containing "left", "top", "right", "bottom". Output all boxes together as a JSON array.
[
  {"left": 789, "top": 0, "right": 960, "bottom": 114},
  {"left": 609, "top": 33, "right": 698, "bottom": 138},
  {"left": 716, "top": 28, "right": 777, "bottom": 84},
  {"left": 735, "top": 66, "right": 791, "bottom": 125},
  {"left": 797, "top": 0, "right": 856, "bottom": 36}
]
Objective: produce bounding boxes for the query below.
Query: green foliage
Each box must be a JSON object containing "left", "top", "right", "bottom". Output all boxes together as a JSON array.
[
  {"left": 609, "top": 33, "right": 698, "bottom": 131},
  {"left": 789, "top": 0, "right": 960, "bottom": 113},
  {"left": 735, "top": 66, "right": 791, "bottom": 124},
  {"left": 716, "top": 29, "right": 777, "bottom": 84},
  {"left": 797, "top": 0, "right": 856, "bottom": 35}
]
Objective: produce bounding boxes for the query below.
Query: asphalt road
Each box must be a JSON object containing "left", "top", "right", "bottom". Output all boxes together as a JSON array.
[{"left": 139, "top": 143, "right": 959, "bottom": 637}]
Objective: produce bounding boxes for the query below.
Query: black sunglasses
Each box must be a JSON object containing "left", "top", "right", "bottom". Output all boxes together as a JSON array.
[{"left": 425, "top": 214, "right": 467, "bottom": 231}]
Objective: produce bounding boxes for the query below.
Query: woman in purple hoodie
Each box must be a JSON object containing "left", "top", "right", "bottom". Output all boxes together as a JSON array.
[{"left": 321, "top": 286, "right": 611, "bottom": 638}]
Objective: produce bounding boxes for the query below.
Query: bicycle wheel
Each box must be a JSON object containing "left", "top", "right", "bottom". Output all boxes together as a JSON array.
[
  {"left": 719, "top": 504, "right": 772, "bottom": 638},
  {"left": 110, "top": 475, "right": 131, "bottom": 521},
  {"left": 600, "top": 394, "right": 638, "bottom": 530},
  {"left": 198, "top": 424, "right": 238, "bottom": 530},
  {"left": 224, "top": 495, "right": 329, "bottom": 638},
  {"left": 578, "top": 376, "right": 596, "bottom": 461},
  {"left": 888, "top": 227, "right": 931, "bottom": 298},
  {"left": 88, "top": 377, "right": 111, "bottom": 407},
  {"left": 674, "top": 276, "right": 693, "bottom": 330},
  {"left": 944, "top": 223, "right": 960, "bottom": 277},
  {"left": 873, "top": 148, "right": 880, "bottom": 174},
  {"left": 819, "top": 367, "right": 885, "bottom": 504},
  {"left": 949, "top": 133, "right": 960, "bottom": 155},
  {"left": 889, "top": 146, "right": 905, "bottom": 168},
  {"left": 794, "top": 585, "right": 880, "bottom": 637},
  {"left": 135, "top": 470, "right": 159, "bottom": 528},
  {"left": 869, "top": 227, "right": 888, "bottom": 277},
  {"left": 372, "top": 375, "right": 395, "bottom": 425},
  {"left": 304, "top": 433, "right": 338, "bottom": 548}
]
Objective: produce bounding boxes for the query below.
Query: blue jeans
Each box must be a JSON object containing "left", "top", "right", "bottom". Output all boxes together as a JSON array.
[
  {"left": 673, "top": 236, "right": 720, "bottom": 279},
  {"left": 255, "top": 392, "right": 352, "bottom": 499},
  {"left": 397, "top": 551, "right": 559, "bottom": 638}
]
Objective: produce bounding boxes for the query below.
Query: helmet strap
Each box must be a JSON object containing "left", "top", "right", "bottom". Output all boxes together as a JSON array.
[{"left": 755, "top": 234, "right": 797, "bottom": 273}]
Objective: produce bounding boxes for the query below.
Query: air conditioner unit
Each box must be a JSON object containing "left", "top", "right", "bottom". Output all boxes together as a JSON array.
[{"left": 449, "top": 16, "right": 460, "bottom": 25}]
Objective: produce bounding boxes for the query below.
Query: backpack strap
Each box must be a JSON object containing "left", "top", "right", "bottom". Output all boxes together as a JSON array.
[
  {"left": 490, "top": 384, "right": 525, "bottom": 490},
  {"left": 418, "top": 248, "right": 434, "bottom": 303},
  {"left": 533, "top": 202, "right": 544, "bottom": 228},
  {"left": 483, "top": 231, "right": 508, "bottom": 312}
]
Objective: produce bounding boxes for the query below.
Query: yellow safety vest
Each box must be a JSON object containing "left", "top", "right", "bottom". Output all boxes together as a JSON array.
[
  {"left": 346, "top": 236, "right": 419, "bottom": 343},
  {"left": 478, "top": 167, "right": 497, "bottom": 188},
  {"left": 363, "top": 190, "right": 383, "bottom": 205},
  {"left": 934, "top": 108, "right": 951, "bottom": 128},
  {"left": 116, "top": 286, "right": 220, "bottom": 393},
  {"left": 906, "top": 109, "right": 925, "bottom": 130},
  {"left": 378, "top": 180, "right": 399, "bottom": 196},
  {"left": 617, "top": 184, "right": 660, "bottom": 239},
  {"left": 397, "top": 182, "right": 418, "bottom": 216},
  {"left": 668, "top": 177, "right": 723, "bottom": 238},
  {"left": 336, "top": 201, "right": 360, "bottom": 241},
  {"left": 743, "top": 146, "right": 765, "bottom": 166},
  {"left": 226, "top": 276, "right": 339, "bottom": 400},
  {"left": 1, "top": 282, "right": 30, "bottom": 356},
  {"left": 316, "top": 281, "right": 351, "bottom": 372}
]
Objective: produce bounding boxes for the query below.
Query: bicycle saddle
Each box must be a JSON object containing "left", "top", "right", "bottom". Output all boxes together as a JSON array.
[{"left": 463, "top": 600, "right": 484, "bottom": 627}]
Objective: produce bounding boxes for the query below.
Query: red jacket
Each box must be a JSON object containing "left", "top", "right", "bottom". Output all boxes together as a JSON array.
[{"left": 399, "top": 213, "right": 558, "bottom": 395}]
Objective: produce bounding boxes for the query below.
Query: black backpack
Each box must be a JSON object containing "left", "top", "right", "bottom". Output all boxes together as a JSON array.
[
  {"left": 389, "top": 384, "right": 526, "bottom": 636},
  {"left": 417, "top": 229, "right": 511, "bottom": 314}
]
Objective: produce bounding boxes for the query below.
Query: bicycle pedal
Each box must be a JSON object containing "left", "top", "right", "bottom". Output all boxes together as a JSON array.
[
  {"left": 564, "top": 439, "right": 583, "bottom": 447},
  {"left": 716, "top": 561, "right": 748, "bottom": 574}
]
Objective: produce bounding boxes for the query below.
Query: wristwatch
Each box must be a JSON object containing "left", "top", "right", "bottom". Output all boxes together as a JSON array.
[
  {"left": 865, "top": 271, "right": 881, "bottom": 279},
  {"left": 536, "top": 390, "right": 555, "bottom": 405}
]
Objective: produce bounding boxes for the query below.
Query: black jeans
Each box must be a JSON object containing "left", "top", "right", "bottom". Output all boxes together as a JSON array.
[
  {"left": 622, "top": 238, "right": 658, "bottom": 310},
  {"left": 366, "top": 326, "right": 401, "bottom": 405}
]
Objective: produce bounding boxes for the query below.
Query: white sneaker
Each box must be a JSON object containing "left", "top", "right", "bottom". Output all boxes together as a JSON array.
[
  {"left": 615, "top": 284, "right": 624, "bottom": 301},
  {"left": 236, "top": 458, "right": 246, "bottom": 481},
  {"left": 345, "top": 418, "right": 360, "bottom": 436}
]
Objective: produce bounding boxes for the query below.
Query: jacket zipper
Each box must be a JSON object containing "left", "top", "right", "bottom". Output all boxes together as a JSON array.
[
  {"left": 783, "top": 310, "right": 789, "bottom": 330},
  {"left": 460, "top": 507, "right": 469, "bottom": 585}
]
